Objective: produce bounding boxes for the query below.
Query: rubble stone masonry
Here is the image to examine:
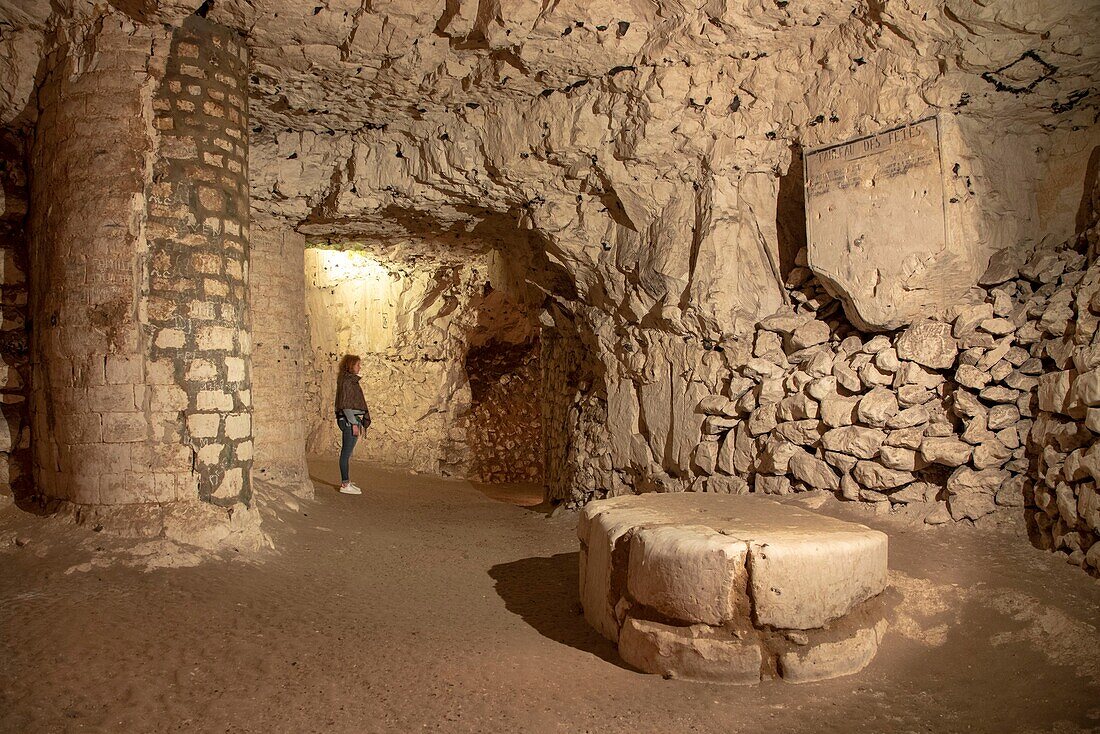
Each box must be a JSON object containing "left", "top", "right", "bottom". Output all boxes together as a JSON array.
[{"left": 0, "top": 131, "right": 30, "bottom": 503}]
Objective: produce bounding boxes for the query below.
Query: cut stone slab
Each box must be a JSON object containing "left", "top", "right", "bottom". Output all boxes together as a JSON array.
[
  {"left": 618, "top": 616, "right": 763, "bottom": 685},
  {"left": 577, "top": 500, "right": 672, "bottom": 641},
  {"left": 579, "top": 493, "right": 889, "bottom": 634},
  {"left": 779, "top": 621, "right": 888, "bottom": 683},
  {"left": 626, "top": 525, "right": 748, "bottom": 626}
]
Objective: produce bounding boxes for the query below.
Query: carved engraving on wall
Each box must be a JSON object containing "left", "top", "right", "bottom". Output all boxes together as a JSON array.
[{"left": 804, "top": 118, "right": 967, "bottom": 331}]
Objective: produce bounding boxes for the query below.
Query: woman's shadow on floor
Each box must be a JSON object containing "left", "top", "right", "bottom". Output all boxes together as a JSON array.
[{"left": 488, "top": 552, "right": 628, "bottom": 669}]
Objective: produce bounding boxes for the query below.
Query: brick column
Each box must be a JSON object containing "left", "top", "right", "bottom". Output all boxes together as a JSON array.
[
  {"left": 147, "top": 16, "right": 253, "bottom": 506},
  {"left": 29, "top": 12, "right": 254, "bottom": 515},
  {"left": 250, "top": 216, "right": 312, "bottom": 497}
]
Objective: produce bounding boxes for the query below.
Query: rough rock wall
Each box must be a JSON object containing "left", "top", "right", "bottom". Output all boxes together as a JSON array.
[
  {"left": 304, "top": 247, "right": 541, "bottom": 479},
  {"left": 219, "top": 0, "right": 1097, "bottom": 507},
  {"left": 229, "top": 0, "right": 1097, "bottom": 339},
  {"left": 249, "top": 216, "right": 312, "bottom": 497},
  {"left": 805, "top": 119, "right": 1100, "bottom": 332},
  {"left": 5, "top": 1, "right": 1098, "bottom": 564},
  {"left": 0, "top": 130, "right": 29, "bottom": 503},
  {"left": 0, "top": 2, "right": 49, "bottom": 128},
  {"left": 304, "top": 250, "right": 473, "bottom": 474}
]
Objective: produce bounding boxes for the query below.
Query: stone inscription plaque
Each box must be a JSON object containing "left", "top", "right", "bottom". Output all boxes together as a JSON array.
[{"left": 804, "top": 118, "right": 962, "bottom": 331}]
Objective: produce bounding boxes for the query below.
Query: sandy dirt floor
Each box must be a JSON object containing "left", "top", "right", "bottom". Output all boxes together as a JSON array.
[{"left": 1, "top": 459, "right": 1099, "bottom": 734}]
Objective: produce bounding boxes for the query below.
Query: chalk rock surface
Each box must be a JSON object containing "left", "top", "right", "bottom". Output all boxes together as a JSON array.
[{"left": 578, "top": 493, "right": 889, "bottom": 683}]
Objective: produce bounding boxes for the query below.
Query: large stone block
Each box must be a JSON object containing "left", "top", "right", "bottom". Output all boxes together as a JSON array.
[
  {"left": 747, "top": 526, "right": 887, "bottom": 630},
  {"left": 805, "top": 119, "right": 978, "bottom": 331},
  {"left": 579, "top": 493, "right": 889, "bottom": 676},
  {"left": 577, "top": 498, "right": 670, "bottom": 642},
  {"left": 618, "top": 616, "right": 763, "bottom": 684},
  {"left": 627, "top": 525, "right": 748, "bottom": 626}
]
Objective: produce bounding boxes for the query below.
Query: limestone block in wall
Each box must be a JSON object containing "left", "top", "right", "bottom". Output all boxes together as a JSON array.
[{"left": 805, "top": 118, "right": 980, "bottom": 331}]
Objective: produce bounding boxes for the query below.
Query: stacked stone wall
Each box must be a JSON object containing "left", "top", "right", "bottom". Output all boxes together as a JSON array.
[
  {"left": 146, "top": 15, "right": 252, "bottom": 506},
  {"left": 1028, "top": 189, "right": 1100, "bottom": 572},
  {"left": 542, "top": 308, "right": 612, "bottom": 503},
  {"left": 249, "top": 217, "right": 312, "bottom": 496},
  {"left": 0, "top": 130, "right": 30, "bottom": 503},
  {"left": 463, "top": 339, "right": 542, "bottom": 484},
  {"left": 683, "top": 244, "right": 1099, "bottom": 575}
]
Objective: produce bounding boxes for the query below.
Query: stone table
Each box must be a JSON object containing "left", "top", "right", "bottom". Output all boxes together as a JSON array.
[{"left": 578, "top": 493, "right": 890, "bottom": 684}]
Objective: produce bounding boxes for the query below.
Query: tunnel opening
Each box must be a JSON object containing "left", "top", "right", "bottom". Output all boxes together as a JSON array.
[{"left": 300, "top": 241, "right": 547, "bottom": 492}]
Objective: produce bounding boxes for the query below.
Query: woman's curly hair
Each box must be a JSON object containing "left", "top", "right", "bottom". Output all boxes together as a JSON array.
[{"left": 339, "top": 354, "right": 361, "bottom": 374}]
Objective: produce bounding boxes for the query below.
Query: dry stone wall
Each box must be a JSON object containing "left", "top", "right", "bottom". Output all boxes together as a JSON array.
[
  {"left": 1030, "top": 265, "right": 1100, "bottom": 573},
  {"left": 464, "top": 339, "right": 541, "bottom": 484},
  {"left": 0, "top": 130, "right": 29, "bottom": 504},
  {"left": 685, "top": 243, "right": 1100, "bottom": 576},
  {"left": 542, "top": 307, "right": 612, "bottom": 503}
]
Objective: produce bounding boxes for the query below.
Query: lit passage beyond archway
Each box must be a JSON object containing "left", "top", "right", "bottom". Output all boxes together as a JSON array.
[{"left": 302, "top": 246, "right": 543, "bottom": 484}]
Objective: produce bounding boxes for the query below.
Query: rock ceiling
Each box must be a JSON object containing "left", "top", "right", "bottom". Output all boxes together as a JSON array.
[{"left": 2, "top": 0, "right": 1098, "bottom": 328}]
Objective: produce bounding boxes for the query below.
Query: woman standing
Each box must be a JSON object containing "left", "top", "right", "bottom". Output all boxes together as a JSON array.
[{"left": 335, "top": 354, "right": 371, "bottom": 494}]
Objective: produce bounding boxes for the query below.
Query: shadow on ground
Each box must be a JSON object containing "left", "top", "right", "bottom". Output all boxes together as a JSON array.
[
  {"left": 489, "top": 552, "right": 626, "bottom": 668},
  {"left": 308, "top": 471, "right": 339, "bottom": 490}
]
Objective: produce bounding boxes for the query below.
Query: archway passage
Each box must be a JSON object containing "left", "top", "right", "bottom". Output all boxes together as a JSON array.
[{"left": 301, "top": 243, "right": 546, "bottom": 489}]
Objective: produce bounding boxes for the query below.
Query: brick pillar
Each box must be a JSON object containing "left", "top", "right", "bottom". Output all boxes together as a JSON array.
[
  {"left": 250, "top": 216, "right": 312, "bottom": 497},
  {"left": 146, "top": 16, "right": 253, "bottom": 506},
  {"left": 29, "top": 12, "right": 253, "bottom": 514}
]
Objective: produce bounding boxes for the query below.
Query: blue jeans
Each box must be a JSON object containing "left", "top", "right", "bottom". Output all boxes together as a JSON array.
[{"left": 339, "top": 423, "right": 358, "bottom": 483}]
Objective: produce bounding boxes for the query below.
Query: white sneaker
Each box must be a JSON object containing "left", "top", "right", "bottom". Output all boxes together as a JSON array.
[{"left": 339, "top": 484, "right": 362, "bottom": 495}]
